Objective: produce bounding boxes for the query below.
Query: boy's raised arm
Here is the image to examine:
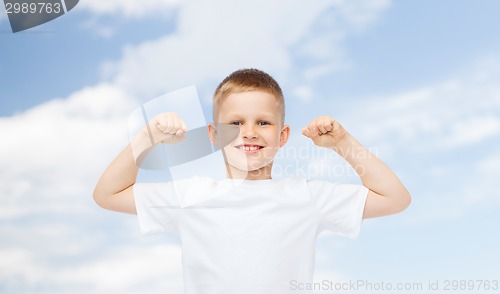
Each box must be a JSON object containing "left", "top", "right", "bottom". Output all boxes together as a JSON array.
[
  {"left": 302, "top": 116, "right": 411, "bottom": 219},
  {"left": 93, "top": 113, "right": 186, "bottom": 214}
]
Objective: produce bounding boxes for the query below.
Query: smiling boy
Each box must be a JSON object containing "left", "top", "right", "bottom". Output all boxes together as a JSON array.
[
  {"left": 209, "top": 89, "right": 287, "bottom": 180},
  {"left": 93, "top": 69, "right": 410, "bottom": 293}
]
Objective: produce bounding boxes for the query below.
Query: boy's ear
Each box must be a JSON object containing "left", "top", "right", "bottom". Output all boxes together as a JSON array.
[
  {"left": 207, "top": 123, "right": 218, "bottom": 147},
  {"left": 279, "top": 124, "right": 290, "bottom": 147},
  {"left": 208, "top": 123, "right": 240, "bottom": 148}
]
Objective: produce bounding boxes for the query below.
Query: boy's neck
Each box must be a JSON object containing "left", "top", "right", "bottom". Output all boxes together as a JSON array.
[{"left": 225, "top": 163, "right": 273, "bottom": 180}]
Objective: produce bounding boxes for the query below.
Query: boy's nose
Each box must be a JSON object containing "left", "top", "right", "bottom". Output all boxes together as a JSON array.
[{"left": 241, "top": 124, "right": 258, "bottom": 139}]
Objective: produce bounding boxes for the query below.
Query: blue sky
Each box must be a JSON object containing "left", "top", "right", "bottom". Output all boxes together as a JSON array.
[{"left": 1, "top": 1, "right": 500, "bottom": 293}]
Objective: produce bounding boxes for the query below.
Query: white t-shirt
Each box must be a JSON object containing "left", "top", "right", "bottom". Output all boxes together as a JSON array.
[{"left": 134, "top": 176, "right": 368, "bottom": 294}]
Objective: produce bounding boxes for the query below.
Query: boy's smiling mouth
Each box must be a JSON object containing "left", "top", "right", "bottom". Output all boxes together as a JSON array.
[{"left": 234, "top": 144, "right": 264, "bottom": 153}]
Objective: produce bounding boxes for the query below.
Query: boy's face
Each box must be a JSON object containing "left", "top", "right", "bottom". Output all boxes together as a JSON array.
[{"left": 209, "top": 91, "right": 289, "bottom": 179}]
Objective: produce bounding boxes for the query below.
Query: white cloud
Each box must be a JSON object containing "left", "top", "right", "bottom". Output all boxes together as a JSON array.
[
  {"left": 292, "top": 85, "right": 314, "bottom": 103},
  {"left": 477, "top": 150, "right": 500, "bottom": 175},
  {"left": 0, "top": 83, "right": 150, "bottom": 292},
  {"left": 0, "top": 244, "right": 183, "bottom": 293},
  {"left": 458, "top": 150, "right": 500, "bottom": 205},
  {"left": 60, "top": 245, "right": 183, "bottom": 293},
  {"left": 0, "top": 83, "right": 136, "bottom": 217},
  {"left": 78, "top": 0, "right": 180, "bottom": 18},
  {"left": 336, "top": 0, "right": 391, "bottom": 30},
  {"left": 103, "top": 0, "right": 391, "bottom": 99},
  {"left": 441, "top": 115, "right": 500, "bottom": 148},
  {"left": 344, "top": 66, "right": 500, "bottom": 152}
]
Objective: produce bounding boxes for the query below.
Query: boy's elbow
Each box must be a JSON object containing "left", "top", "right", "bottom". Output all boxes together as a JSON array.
[
  {"left": 92, "top": 188, "right": 107, "bottom": 209},
  {"left": 92, "top": 190, "right": 102, "bottom": 208},
  {"left": 395, "top": 189, "right": 411, "bottom": 213},
  {"left": 385, "top": 189, "right": 411, "bottom": 216}
]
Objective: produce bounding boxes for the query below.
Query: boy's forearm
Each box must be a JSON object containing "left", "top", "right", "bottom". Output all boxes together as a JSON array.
[{"left": 332, "top": 134, "right": 410, "bottom": 202}]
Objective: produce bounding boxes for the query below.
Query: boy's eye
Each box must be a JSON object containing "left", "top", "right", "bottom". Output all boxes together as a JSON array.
[{"left": 228, "top": 121, "right": 270, "bottom": 126}]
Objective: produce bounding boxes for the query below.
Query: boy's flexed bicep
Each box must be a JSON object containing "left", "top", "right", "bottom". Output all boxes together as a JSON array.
[
  {"left": 93, "top": 112, "right": 187, "bottom": 215},
  {"left": 302, "top": 116, "right": 411, "bottom": 219}
]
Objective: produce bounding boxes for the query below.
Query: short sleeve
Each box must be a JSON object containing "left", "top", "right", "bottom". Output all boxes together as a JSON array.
[
  {"left": 308, "top": 180, "right": 368, "bottom": 239},
  {"left": 133, "top": 180, "right": 187, "bottom": 235}
]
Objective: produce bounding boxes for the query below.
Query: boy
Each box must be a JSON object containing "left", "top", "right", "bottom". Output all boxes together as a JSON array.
[{"left": 93, "top": 69, "right": 411, "bottom": 293}]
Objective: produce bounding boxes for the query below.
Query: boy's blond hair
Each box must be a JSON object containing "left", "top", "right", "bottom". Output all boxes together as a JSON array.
[{"left": 213, "top": 68, "right": 285, "bottom": 124}]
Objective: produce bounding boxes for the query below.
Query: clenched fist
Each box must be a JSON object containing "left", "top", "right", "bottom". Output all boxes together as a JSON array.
[
  {"left": 301, "top": 116, "right": 347, "bottom": 149},
  {"left": 146, "top": 112, "right": 187, "bottom": 145}
]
